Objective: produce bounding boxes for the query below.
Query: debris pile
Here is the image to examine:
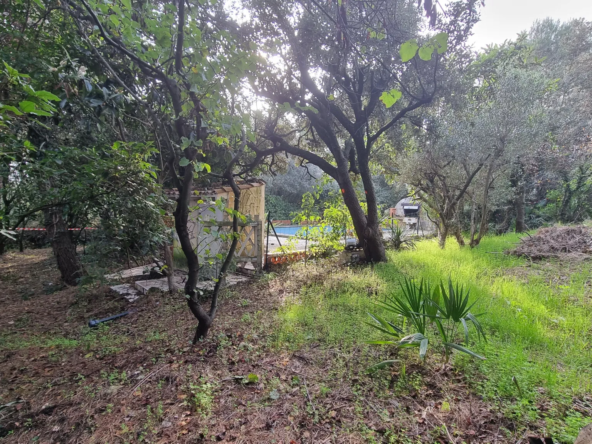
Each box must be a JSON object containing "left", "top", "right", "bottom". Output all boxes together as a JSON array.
[{"left": 508, "top": 226, "right": 592, "bottom": 260}]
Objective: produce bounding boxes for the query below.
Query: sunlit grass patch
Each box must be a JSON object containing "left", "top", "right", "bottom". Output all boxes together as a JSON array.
[{"left": 273, "top": 233, "right": 592, "bottom": 441}]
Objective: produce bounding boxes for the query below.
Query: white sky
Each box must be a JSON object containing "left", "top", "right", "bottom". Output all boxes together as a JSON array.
[{"left": 469, "top": 0, "right": 592, "bottom": 50}]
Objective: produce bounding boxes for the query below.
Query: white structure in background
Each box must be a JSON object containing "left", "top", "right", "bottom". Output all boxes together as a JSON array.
[
  {"left": 391, "top": 197, "right": 421, "bottom": 230},
  {"left": 165, "top": 180, "right": 265, "bottom": 277}
]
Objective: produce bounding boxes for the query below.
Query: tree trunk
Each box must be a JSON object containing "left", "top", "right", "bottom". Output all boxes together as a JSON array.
[
  {"left": 515, "top": 182, "right": 526, "bottom": 233},
  {"left": 18, "top": 230, "right": 24, "bottom": 252},
  {"left": 453, "top": 224, "right": 465, "bottom": 247},
  {"left": 470, "top": 161, "right": 495, "bottom": 248},
  {"left": 172, "top": 151, "right": 212, "bottom": 340},
  {"left": 45, "top": 208, "right": 83, "bottom": 286},
  {"left": 163, "top": 243, "right": 175, "bottom": 292},
  {"left": 338, "top": 159, "right": 386, "bottom": 263},
  {"left": 438, "top": 223, "right": 448, "bottom": 249}
]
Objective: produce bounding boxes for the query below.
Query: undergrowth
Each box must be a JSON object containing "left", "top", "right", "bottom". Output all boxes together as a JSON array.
[{"left": 274, "top": 233, "right": 592, "bottom": 442}]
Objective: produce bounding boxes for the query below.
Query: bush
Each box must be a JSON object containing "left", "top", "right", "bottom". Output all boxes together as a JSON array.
[{"left": 367, "top": 277, "right": 486, "bottom": 369}]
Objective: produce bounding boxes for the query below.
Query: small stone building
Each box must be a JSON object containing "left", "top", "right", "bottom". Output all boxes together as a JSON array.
[{"left": 166, "top": 180, "right": 265, "bottom": 276}]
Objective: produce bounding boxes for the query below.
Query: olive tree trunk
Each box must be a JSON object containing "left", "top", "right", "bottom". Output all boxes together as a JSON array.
[{"left": 45, "top": 208, "right": 83, "bottom": 286}]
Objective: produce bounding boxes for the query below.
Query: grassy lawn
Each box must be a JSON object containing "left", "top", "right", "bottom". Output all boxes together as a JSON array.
[{"left": 275, "top": 234, "right": 592, "bottom": 442}]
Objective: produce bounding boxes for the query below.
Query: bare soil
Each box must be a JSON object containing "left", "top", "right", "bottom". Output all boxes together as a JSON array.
[
  {"left": 507, "top": 226, "right": 592, "bottom": 260},
  {"left": 0, "top": 249, "right": 542, "bottom": 443}
]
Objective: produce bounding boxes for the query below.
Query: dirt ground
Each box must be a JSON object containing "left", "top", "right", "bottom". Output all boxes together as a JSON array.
[{"left": 0, "top": 249, "right": 544, "bottom": 443}]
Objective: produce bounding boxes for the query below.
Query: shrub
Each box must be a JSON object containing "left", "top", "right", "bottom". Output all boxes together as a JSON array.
[
  {"left": 367, "top": 277, "right": 486, "bottom": 369},
  {"left": 384, "top": 220, "right": 415, "bottom": 251}
]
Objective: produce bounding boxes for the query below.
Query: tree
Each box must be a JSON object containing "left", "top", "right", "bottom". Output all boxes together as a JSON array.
[
  {"left": 241, "top": 0, "right": 479, "bottom": 262},
  {"left": 64, "top": 0, "right": 256, "bottom": 340},
  {"left": 401, "top": 64, "right": 551, "bottom": 248}
]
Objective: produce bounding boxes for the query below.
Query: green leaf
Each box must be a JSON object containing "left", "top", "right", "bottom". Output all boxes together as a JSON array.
[
  {"left": 366, "top": 360, "right": 399, "bottom": 372},
  {"left": 444, "top": 342, "right": 486, "bottom": 360},
  {"left": 327, "top": 94, "right": 335, "bottom": 101},
  {"left": 379, "top": 88, "right": 402, "bottom": 108},
  {"left": 400, "top": 39, "right": 419, "bottom": 62},
  {"left": 419, "top": 338, "right": 429, "bottom": 360},
  {"left": 0, "top": 104, "right": 23, "bottom": 116},
  {"left": 109, "top": 15, "right": 120, "bottom": 27},
  {"left": 30, "top": 109, "right": 52, "bottom": 116},
  {"left": 367, "top": 312, "right": 402, "bottom": 336},
  {"left": 179, "top": 157, "right": 190, "bottom": 167},
  {"left": 18, "top": 101, "right": 36, "bottom": 113},
  {"left": 418, "top": 44, "right": 434, "bottom": 61},
  {"left": 433, "top": 32, "right": 449, "bottom": 54},
  {"left": 460, "top": 317, "right": 469, "bottom": 345},
  {"left": 35, "top": 91, "right": 60, "bottom": 101},
  {"left": 245, "top": 373, "right": 259, "bottom": 384}
]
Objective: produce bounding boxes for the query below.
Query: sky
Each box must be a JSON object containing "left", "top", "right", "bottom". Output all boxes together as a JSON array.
[{"left": 469, "top": 0, "right": 592, "bottom": 49}]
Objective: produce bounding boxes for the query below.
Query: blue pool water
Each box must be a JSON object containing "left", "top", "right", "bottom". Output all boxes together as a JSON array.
[
  {"left": 273, "top": 225, "right": 390, "bottom": 236},
  {"left": 273, "top": 225, "right": 325, "bottom": 236}
]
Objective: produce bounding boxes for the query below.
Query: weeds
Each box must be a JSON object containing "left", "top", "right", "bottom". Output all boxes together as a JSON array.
[
  {"left": 187, "top": 377, "right": 216, "bottom": 418},
  {"left": 274, "top": 234, "right": 592, "bottom": 441}
]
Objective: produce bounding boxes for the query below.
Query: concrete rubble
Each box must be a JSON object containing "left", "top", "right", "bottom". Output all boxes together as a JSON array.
[{"left": 107, "top": 263, "right": 250, "bottom": 302}]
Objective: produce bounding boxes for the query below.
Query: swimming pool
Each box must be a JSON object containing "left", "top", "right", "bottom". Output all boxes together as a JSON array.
[
  {"left": 272, "top": 225, "right": 391, "bottom": 236},
  {"left": 272, "top": 225, "right": 326, "bottom": 236}
]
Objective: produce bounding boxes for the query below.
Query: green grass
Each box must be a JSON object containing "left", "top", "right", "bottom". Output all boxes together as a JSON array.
[{"left": 274, "top": 233, "right": 592, "bottom": 442}]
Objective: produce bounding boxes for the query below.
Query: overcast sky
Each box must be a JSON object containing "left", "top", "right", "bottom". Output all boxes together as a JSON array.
[{"left": 469, "top": 0, "right": 592, "bottom": 49}]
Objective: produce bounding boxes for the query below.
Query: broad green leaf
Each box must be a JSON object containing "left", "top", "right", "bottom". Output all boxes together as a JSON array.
[
  {"left": 379, "top": 88, "right": 402, "bottom": 109},
  {"left": 0, "top": 104, "right": 23, "bottom": 116},
  {"left": 433, "top": 32, "right": 449, "bottom": 54},
  {"left": 109, "top": 15, "right": 120, "bottom": 27},
  {"left": 400, "top": 39, "right": 419, "bottom": 62},
  {"left": 18, "top": 101, "right": 36, "bottom": 113},
  {"left": 418, "top": 45, "right": 434, "bottom": 61},
  {"left": 179, "top": 157, "right": 190, "bottom": 167},
  {"left": 30, "top": 109, "right": 52, "bottom": 116},
  {"left": 327, "top": 94, "right": 335, "bottom": 101},
  {"left": 35, "top": 91, "right": 60, "bottom": 101}
]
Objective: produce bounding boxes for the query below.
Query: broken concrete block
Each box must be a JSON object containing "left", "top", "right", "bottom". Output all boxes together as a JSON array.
[
  {"left": 110, "top": 284, "right": 141, "bottom": 302},
  {"left": 105, "top": 264, "right": 156, "bottom": 280}
]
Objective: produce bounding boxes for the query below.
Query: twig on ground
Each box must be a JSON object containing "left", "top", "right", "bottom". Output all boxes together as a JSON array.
[
  {"left": 302, "top": 377, "right": 316, "bottom": 415},
  {"left": 128, "top": 364, "right": 169, "bottom": 396}
]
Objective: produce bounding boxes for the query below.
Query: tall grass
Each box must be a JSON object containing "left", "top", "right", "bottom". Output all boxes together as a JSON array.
[
  {"left": 274, "top": 233, "right": 592, "bottom": 441},
  {"left": 383, "top": 235, "right": 592, "bottom": 399}
]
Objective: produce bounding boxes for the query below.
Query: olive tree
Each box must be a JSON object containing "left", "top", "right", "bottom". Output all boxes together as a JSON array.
[{"left": 241, "top": 0, "right": 479, "bottom": 262}]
